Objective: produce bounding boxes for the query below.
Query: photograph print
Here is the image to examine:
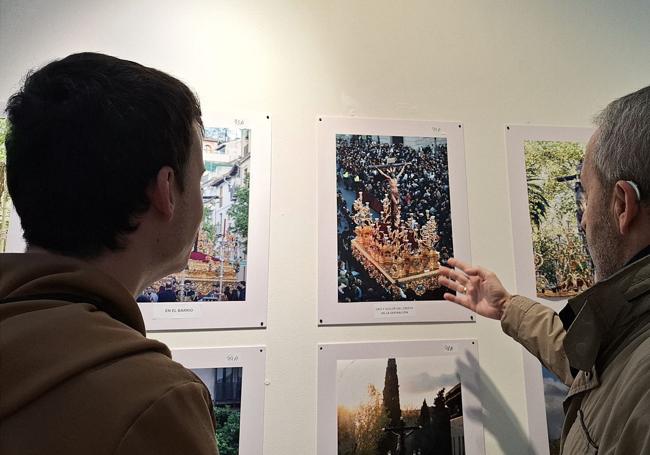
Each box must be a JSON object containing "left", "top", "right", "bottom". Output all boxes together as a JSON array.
[
  {"left": 192, "top": 367, "right": 244, "bottom": 455},
  {"left": 337, "top": 356, "right": 465, "bottom": 455},
  {"left": 0, "top": 117, "right": 10, "bottom": 252},
  {"left": 140, "top": 125, "right": 251, "bottom": 304},
  {"left": 524, "top": 140, "right": 593, "bottom": 298},
  {"left": 319, "top": 340, "right": 484, "bottom": 455},
  {"left": 541, "top": 366, "right": 569, "bottom": 455},
  {"left": 336, "top": 134, "right": 453, "bottom": 303},
  {"left": 172, "top": 346, "right": 266, "bottom": 454}
]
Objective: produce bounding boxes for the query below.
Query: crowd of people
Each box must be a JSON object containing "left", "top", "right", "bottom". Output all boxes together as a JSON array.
[
  {"left": 136, "top": 277, "right": 247, "bottom": 302},
  {"left": 336, "top": 135, "right": 454, "bottom": 302}
]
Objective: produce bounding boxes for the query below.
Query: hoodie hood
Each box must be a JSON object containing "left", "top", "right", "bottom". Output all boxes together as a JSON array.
[{"left": 0, "top": 253, "right": 168, "bottom": 419}]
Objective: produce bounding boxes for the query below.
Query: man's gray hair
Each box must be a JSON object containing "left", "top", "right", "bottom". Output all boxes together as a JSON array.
[{"left": 594, "top": 85, "right": 650, "bottom": 205}]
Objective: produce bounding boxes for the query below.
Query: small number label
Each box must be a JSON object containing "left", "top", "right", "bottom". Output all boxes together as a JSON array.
[
  {"left": 226, "top": 354, "right": 240, "bottom": 362},
  {"left": 234, "top": 119, "right": 245, "bottom": 126}
]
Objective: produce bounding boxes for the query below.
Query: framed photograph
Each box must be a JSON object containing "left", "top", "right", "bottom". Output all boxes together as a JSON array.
[
  {"left": 0, "top": 115, "right": 11, "bottom": 253},
  {"left": 318, "top": 116, "right": 473, "bottom": 325},
  {"left": 505, "top": 125, "right": 594, "bottom": 455},
  {"left": 0, "top": 102, "right": 22, "bottom": 254},
  {"left": 139, "top": 113, "right": 271, "bottom": 330},
  {"left": 506, "top": 125, "right": 594, "bottom": 304},
  {"left": 171, "top": 345, "right": 267, "bottom": 455},
  {"left": 519, "top": 298, "right": 567, "bottom": 455},
  {"left": 521, "top": 355, "right": 571, "bottom": 455},
  {"left": 318, "top": 339, "right": 485, "bottom": 455},
  {"left": 2, "top": 111, "right": 271, "bottom": 330},
  {"left": 0, "top": 115, "right": 22, "bottom": 254}
]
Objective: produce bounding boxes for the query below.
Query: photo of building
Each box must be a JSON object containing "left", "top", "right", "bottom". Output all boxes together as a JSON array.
[{"left": 143, "top": 126, "right": 251, "bottom": 303}]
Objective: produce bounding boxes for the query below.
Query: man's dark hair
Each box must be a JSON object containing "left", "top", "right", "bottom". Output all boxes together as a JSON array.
[{"left": 5, "top": 52, "right": 202, "bottom": 257}]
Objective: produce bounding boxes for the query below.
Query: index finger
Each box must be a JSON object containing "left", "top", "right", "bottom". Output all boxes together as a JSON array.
[
  {"left": 437, "top": 265, "right": 454, "bottom": 278},
  {"left": 447, "top": 257, "right": 474, "bottom": 272},
  {"left": 447, "top": 257, "right": 488, "bottom": 279}
]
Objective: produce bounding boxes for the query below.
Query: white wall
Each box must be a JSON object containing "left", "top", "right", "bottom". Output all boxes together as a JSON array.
[{"left": 2, "top": 1, "right": 649, "bottom": 453}]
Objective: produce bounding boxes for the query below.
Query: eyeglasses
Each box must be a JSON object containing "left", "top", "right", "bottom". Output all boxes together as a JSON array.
[{"left": 575, "top": 179, "right": 642, "bottom": 206}]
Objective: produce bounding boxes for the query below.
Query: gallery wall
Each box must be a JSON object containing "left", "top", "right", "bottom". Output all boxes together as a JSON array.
[{"left": 1, "top": 0, "right": 649, "bottom": 453}]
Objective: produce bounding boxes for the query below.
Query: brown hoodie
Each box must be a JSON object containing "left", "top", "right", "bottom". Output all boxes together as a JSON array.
[{"left": 0, "top": 253, "right": 219, "bottom": 454}]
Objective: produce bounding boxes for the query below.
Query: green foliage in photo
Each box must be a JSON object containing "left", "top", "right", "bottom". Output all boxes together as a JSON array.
[
  {"left": 524, "top": 140, "right": 593, "bottom": 296},
  {"left": 0, "top": 118, "right": 6, "bottom": 162},
  {"left": 202, "top": 205, "right": 217, "bottom": 245},
  {"left": 214, "top": 405, "right": 240, "bottom": 455},
  {"left": 228, "top": 174, "right": 250, "bottom": 242},
  {"left": 1, "top": 118, "right": 11, "bottom": 252}
]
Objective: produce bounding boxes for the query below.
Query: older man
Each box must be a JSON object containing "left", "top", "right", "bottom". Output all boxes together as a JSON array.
[{"left": 439, "top": 86, "right": 650, "bottom": 454}]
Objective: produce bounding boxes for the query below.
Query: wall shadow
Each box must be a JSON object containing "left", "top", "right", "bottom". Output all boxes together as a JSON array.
[{"left": 457, "top": 351, "right": 537, "bottom": 455}]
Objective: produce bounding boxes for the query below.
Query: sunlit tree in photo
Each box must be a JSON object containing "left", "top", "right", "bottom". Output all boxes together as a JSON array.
[
  {"left": 337, "top": 384, "right": 388, "bottom": 455},
  {"left": 525, "top": 140, "right": 594, "bottom": 297}
]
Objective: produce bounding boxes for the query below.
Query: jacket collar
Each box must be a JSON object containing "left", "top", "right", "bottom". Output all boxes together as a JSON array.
[
  {"left": 563, "top": 253, "right": 650, "bottom": 371},
  {"left": 626, "top": 244, "right": 650, "bottom": 266}
]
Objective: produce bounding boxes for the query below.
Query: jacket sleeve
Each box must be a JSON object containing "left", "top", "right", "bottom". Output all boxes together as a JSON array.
[
  {"left": 501, "top": 295, "right": 573, "bottom": 386},
  {"left": 115, "top": 381, "right": 219, "bottom": 455}
]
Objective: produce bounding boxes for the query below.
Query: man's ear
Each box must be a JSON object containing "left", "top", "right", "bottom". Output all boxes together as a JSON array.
[
  {"left": 147, "top": 166, "right": 176, "bottom": 221},
  {"left": 614, "top": 180, "right": 640, "bottom": 235}
]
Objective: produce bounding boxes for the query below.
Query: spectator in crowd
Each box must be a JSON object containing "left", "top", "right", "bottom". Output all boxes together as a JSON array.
[
  {"left": 237, "top": 281, "right": 247, "bottom": 301},
  {"left": 158, "top": 282, "right": 178, "bottom": 302},
  {"left": 179, "top": 280, "right": 197, "bottom": 302}
]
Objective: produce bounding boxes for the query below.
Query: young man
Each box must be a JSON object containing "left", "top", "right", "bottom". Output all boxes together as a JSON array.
[
  {"left": 0, "top": 53, "right": 219, "bottom": 454},
  {"left": 439, "top": 86, "right": 650, "bottom": 453}
]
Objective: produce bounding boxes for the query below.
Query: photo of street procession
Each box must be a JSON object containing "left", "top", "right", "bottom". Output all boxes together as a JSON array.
[
  {"left": 337, "top": 356, "right": 465, "bottom": 455},
  {"left": 0, "top": 118, "right": 11, "bottom": 253},
  {"left": 524, "top": 140, "right": 593, "bottom": 298},
  {"left": 140, "top": 126, "right": 251, "bottom": 303},
  {"left": 336, "top": 134, "right": 453, "bottom": 302}
]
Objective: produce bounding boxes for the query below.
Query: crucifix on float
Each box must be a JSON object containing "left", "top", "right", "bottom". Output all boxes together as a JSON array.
[
  {"left": 371, "top": 161, "right": 409, "bottom": 227},
  {"left": 382, "top": 422, "right": 422, "bottom": 454}
]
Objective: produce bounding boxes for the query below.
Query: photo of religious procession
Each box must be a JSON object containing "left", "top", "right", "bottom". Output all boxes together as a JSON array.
[
  {"left": 0, "top": 118, "right": 11, "bottom": 253},
  {"left": 542, "top": 367, "right": 569, "bottom": 455},
  {"left": 524, "top": 140, "right": 594, "bottom": 297},
  {"left": 140, "top": 126, "right": 251, "bottom": 303},
  {"left": 192, "top": 367, "right": 243, "bottom": 455},
  {"left": 336, "top": 134, "right": 453, "bottom": 302},
  {"left": 337, "top": 356, "right": 465, "bottom": 455}
]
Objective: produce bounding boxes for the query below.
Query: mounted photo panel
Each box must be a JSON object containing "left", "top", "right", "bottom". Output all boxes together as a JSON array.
[
  {"left": 171, "top": 345, "right": 267, "bottom": 455},
  {"left": 318, "top": 116, "right": 473, "bottom": 325},
  {"left": 139, "top": 113, "right": 272, "bottom": 330},
  {"left": 318, "top": 339, "right": 485, "bottom": 454}
]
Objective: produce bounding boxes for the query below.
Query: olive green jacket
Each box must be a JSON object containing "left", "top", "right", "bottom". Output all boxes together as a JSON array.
[{"left": 502, "top": 255, "right": 650, "bottom": 454}]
